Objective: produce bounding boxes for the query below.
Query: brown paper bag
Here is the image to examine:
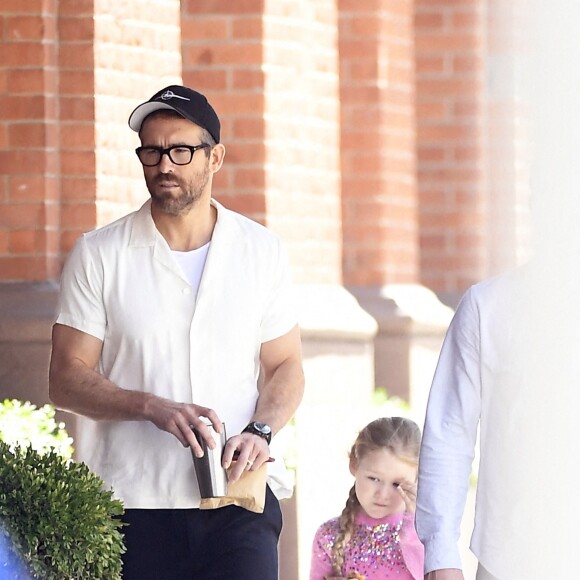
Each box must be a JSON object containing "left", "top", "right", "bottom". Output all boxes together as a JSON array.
[{"left": 199, "top": 462, "right": 267, "bottom": 514}]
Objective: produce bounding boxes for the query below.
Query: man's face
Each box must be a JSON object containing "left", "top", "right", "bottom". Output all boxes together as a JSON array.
[{"left": 139, "top": 114, "right": 212, "bottom": 216}]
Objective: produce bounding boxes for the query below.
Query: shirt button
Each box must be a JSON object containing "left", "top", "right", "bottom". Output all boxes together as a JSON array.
[{"left": 183, "top": 287, "right": 191, "bottom": 295}]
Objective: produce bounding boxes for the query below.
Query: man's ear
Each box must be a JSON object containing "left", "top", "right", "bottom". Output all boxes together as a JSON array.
[{"left": 209, "top": 143, "right": 226, "bottom": 173}]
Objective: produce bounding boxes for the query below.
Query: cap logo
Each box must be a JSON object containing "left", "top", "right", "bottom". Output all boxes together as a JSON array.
[{"left": 160, "top": 90, "right": 190, "bottom": 102}]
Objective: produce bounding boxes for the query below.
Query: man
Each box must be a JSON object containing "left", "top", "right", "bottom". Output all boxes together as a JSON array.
[
  {"left": 49, "top": 85, "right": 305, "bottom": 579},
  {"left": 416, "top": 257, "right": 580, "bottom": 580},
  {"left": 415, "top": 164, "right": 580, "bottom": 580}
]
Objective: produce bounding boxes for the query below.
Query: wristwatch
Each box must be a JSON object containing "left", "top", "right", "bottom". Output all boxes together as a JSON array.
[{"left": 242, "top": 421, "right": 272, "bottom": 445}]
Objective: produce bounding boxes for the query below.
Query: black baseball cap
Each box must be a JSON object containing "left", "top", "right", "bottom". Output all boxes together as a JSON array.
[{"left": 128, "top": 85, "right": 221, "bottom": 143}]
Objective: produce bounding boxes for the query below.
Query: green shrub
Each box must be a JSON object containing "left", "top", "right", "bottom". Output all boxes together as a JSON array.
[
  {"left": 0, "top": 399, "right": 73, "bottom": 459},
  {"left": 0, "top": 400, "right": 125, "bottom": 578},
  {"left": 0, "top": 441, "right": 125, "bottom": 579}
]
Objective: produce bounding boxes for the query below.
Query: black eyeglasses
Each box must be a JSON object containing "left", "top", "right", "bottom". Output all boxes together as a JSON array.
[{"left": 135, "top": 144, "right": 211, "bottom": 167}]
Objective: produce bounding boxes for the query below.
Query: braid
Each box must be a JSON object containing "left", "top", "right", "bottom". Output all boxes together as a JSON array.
[{"left": 331, "top": 485, "right": 359, "bottom": 576}]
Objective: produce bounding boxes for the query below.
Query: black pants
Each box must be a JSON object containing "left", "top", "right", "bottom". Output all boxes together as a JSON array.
[{"left": 120, "top": 487, "right": 282, "bottom": 580}]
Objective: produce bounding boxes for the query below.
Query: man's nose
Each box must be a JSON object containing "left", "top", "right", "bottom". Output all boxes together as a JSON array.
[{"left": 158, "top": 152, "right": 174, "bottom": 172}]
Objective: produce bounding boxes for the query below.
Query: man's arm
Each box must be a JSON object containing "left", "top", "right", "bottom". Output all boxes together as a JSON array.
[
  {"left": 49, "top": 323, "right": 222, "bottom": 455},
  {"left": 416, "top": 289, "right": 481, "bottom": 575},
  {"left": 223, "top": 323, "right": 304, "bottom": 481},
  {"left": 255, "top": 323, "right": 304, "bottom": 433}
]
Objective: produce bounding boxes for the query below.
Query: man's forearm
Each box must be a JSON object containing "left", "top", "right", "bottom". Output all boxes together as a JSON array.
[
  {"left": 255, "top": 359, "right": 304, "bottom": 435},
  {"left": 255, "top": 325, "right": 304, "bottom": 434},
  {"left": 49, "top": 358, "right": 150, "bottom": 421},
  {"left": 255, "top": 363, "right": 304, "bottom": 434}
]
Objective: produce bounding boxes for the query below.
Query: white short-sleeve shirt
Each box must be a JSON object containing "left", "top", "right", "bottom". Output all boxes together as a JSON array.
[{"left": 55, "top": 199, "right": 298, "bottom": 508}]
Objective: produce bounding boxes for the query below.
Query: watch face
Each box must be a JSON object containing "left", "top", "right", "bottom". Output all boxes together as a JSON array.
[{"left": 254, "top": 422, "right": 271, "bottom": 435}]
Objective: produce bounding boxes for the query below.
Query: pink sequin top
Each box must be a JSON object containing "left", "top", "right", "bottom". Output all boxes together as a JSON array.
[{"left": 310, "top": 511, "right": 424, "bottom": 580}]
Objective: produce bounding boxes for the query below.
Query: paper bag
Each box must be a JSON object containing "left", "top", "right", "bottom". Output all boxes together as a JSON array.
[{"left": 199, "top": 462, "right": 267, "bottom": 514}]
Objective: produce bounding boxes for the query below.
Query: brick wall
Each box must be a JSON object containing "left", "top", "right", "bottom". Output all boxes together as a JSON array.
[
  {"left": 0, "top": 0, "right": 523, "bottom": 294},
  {"left": 415, "top": 0, "right": 487, "bottom": 295},
  {"left": 57, "top": 1, "right": 96, "bottom": 259},
  {"left": 0, "top": 2, "right": 61, "bottom": 281},
  {"left": 340, "top": 0, "right": 418, "bottom": 287}
]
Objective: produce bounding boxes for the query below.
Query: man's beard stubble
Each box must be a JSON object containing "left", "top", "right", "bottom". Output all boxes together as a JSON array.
[{"left": 146, "top": 165, "right": 210, "bottom": 216}]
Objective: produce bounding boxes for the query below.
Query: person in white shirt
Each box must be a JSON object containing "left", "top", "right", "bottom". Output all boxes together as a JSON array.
[
  {"left": 416, "top": 242, "right": 580, "bottom": 580},
  {"left": 49, "top": 85, "right": 305, "bottom": 580}
]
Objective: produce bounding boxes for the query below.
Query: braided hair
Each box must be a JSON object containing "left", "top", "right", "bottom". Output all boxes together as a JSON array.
[{"left": 330, "top": 417, "right": 421, "bottom": 577}]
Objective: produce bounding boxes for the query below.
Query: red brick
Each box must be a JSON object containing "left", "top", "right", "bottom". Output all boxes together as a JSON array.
[
  {"left": 60, "top": 203, "right": 96, "bottom": 230},
  {"left": 212, "top": 93, "right": 263, "bottom": 116},
  {"left": 0, "top": 95, "right": 47, "bottom": 120},
  {"left": 59, "top": 96, "right": 95, "bottom": 121},
  {"left": 452, "top": 10, "right": 480, "bottom": 28},
  {"left": 0, "top": 41, "right": 47, "bottom": 67},
  {"left": 182, "top": 69, "right": 227, "bottom": 92},
  {"left": 181, "top": 16, "right": 229, "bottom": 40},
  {"left": 5, "top": 16, "right": 46, "bottom": 41},
  {"left": 0, "top": 231, "right": 8, "bottom": 254},
  {"left": 60, "top": 230, "right": 83, "bottom": 253},
  {"left": 58, "top": 16, "right": 95, "bottom": 42},
  {"left": 417, "top": 123, "right": 478, "bottom": 142},
  {"left": 8, "top": 123, "right": 46, "bottom": 147},
  {"left": 232, "top": 68, "right": 264, "bottom": 90},
  {"left": 6, "top": 68, "right": 48, "bottom": 93},
  {"left": 60, "top": 124, "right": 95, "bottom": 148},
  {"left": 8, "top": 175, "right": 51, "bottom": 202},
  {"left": 9, "top": 230, "right": 41, "bottom": 254},
  {"left": 184, "top": 0, "right": 264, "bottom": 15},
  {"left": 232, "top": 17, "right": 263, "bottom": 39},
  {"left": 0, "top": 0, "right": 45, "bottom": 13},
  {"left": 232, "top": 117, "right": 265, "bottom": 139},
  {"left": 415, "top": 33, "right": 480, "bottom": 53},
  {"left": 58, "top": 0, "right": 94, "bottom": 17},
  {"left": 59, "top": 43, "right": 94, "bottom": 68},
  {"left": 0, "top": 203, "right": 46, "bottom": 229},
  {"left": 418, "top": 77, "right": 480, "bottom": 96},
  {"left": 233, "top": 167, "right": 265, "bottom": 189},
  {"left": 414, "top": 12, "right": 446, "bottom": 29},
  {"left": 60, "top": 151, "right": 96, "bottom": 175},
  {"left": 416, "top": 55, "right": 446, "bottom": 74},
  {"left": 59, "top": 70, "right": 95, "bottom": 94},
  {"left": 224, "top": 142, "right": 265, "bottom": 164}
]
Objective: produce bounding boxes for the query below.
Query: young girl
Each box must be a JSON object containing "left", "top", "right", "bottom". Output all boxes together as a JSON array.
[{"left": 310, "top": 417, "right": 424, "bottom": 580}]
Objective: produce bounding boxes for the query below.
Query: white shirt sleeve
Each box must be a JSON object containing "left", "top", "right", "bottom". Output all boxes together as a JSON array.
[{"left": 416, "top": 287, "right": 481, "bottom": 573}]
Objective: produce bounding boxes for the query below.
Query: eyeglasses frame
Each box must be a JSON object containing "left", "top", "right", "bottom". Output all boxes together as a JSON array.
[{"left": 135, "top": 143, "right": 211, "bottom": 167}]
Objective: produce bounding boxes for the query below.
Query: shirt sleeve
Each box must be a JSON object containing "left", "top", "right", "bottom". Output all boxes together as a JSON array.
[
  {"left": 54, "top": 235, "right": 107, "bottom": 340},
  {"left": 415, "top": 287, "right": 481, "bottom": 573},
  {"left": 259, "top": 237, "right": 298, "bottom": 343},
  {"left": 309, "top": 524, "right": 334, "bottom": 580}
]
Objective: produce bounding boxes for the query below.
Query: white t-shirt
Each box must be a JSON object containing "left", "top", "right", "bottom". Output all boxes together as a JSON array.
[
  {"left": 55, "top": 199, "right": 298, "bottom": 508},
  {"left": 172, "top": 242, "right": 210, "bottom": 297}
]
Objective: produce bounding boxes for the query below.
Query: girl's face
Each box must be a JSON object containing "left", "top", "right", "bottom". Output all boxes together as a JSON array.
[{"left": 350, "top": 448, "right": 417, "bottom": 520}]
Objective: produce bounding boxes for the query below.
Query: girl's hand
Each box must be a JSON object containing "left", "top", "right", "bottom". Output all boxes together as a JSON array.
[{"left": 397, "top": 479, "right": 417, "bottom": 513}]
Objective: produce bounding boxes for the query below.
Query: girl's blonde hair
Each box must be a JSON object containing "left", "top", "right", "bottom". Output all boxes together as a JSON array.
[{"left": 331, "top": 416, "right": 421, "bottom": 576}]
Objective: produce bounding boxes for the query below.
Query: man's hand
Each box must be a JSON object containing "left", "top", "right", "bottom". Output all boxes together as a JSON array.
[
  {"left": 222, "top": 431, "right": 271, "bottom": 483},
  {"left": 143, "top": 395, "right": 222, "bottom": 455},
  {"left": 425, "top": 570, "right": 465, "bottom": 580}
]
